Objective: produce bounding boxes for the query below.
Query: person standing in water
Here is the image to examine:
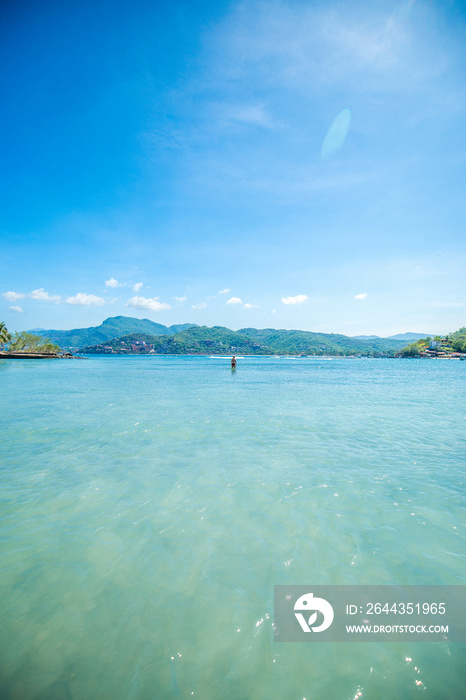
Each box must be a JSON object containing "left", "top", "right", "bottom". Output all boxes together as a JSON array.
[{"left": 231, "top": 355, "right": 237, "bottom": 369}]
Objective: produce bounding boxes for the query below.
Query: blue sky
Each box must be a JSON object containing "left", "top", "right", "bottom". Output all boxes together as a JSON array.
[{"left": 1, "top": 0, "right": 465, "bottom": 336}]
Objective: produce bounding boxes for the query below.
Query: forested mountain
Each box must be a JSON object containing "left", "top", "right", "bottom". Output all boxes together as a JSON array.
[
  {"left": 238, "top": 327, "right": 404, "bottom": 354},
  {"left": 33, "top": 316, "right": 197, "bottom": 350},
  {"left": 80, "top": 324, "right": 408, "bottom": 356},
  {"left": 32, "top": 316, "right": 448, "bottom": 356}
]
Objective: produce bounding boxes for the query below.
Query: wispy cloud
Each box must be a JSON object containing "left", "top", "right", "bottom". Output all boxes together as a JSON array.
[
  {"left": 126, "top": 296, "right": 171, "bottom": 311},
  {"left": 355, "top": 293, "right": 367, "bottom": 300},
  {"left": 133, "top": 282, "right": 143, "bottom": 292},
  {"left": 212, "top": 0, "right": 445, "bottom": 93},
  {"left": 175, "top": 296, "right": 187, "bottom": 303},
  {"left": 164, "top": 0, "right": 461, "bottom": 208},
  {"left": 212, "top": 102, "right": 275, "bottom": 130},
  {"left": 3, "top": 291, "right": 25, "bottom": 302},
  {"left": 66, "top": 293, "right": 105, "bottom": 306},
  {"left": 218, "top": 288, "right": 231, "bottom": 295},
  {"left": 431, "top": 301, "right": 464, "bottom": 308},
  {"left": 281, "top": 294, "right": 308, "bottom": 305},
  {"left": 227, "top": 296, "right": 242, "bottom": 305},
  {"left": 9, "top": 305, "right": 23, "bottom": 313},
  {"left": 191, "top": 302, "right": 207, "bottom": 310},
  {"left": 165, "top": 8, "right": 385, "bottom": 203},
  {"left": 244, "top": 302, "right": 259, "bottom": 309},
  {"left": 29, "top": 288, "right": 61, "bottom": 303}
]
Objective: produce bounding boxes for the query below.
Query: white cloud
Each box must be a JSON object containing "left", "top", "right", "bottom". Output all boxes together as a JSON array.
[
  {"left": 29, "top": 288, "right": 61, "bottom": 303},
  {"left": 281, "top": 294, "right": 309, "bottom": 305},
  {"left": 355, "top": 293, "right": 368, "bottom": 300},
  {"left": 126, "top": 296, "right": 171, "bottom": 311},
  {"left": 244, "top": 303, "right": 259, "bottom": 309},
  {"left": 105, "top": 278, "right": 122, "bottom": 288},
  {"left": 66, "top": 293, "right": 105, "bottom": 306},
  {"left": 133, "top": 282, "right": 143, "bottom": 292},
  {"left": 227, "top": 296, "right": 242, "bottom": 305},
  {"left": 3, "top": 291, "right": 25, "bottom": 301},
  {"left": 175, "top": 296, "right": 187, "bottom": 302},
  {"left": 9, "top": 305, "right": 23, "bottom": 313},
  {"left": 218, "top": 288, "right": 231, "bottom": 295},
  {"left": 192, "top": 302, "right": 207, "bottom": 310}
]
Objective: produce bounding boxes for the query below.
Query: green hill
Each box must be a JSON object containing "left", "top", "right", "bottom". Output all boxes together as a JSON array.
[
  {"left": 80, "top": 324, "right": 409, "bottom": 356},
  {"left": 32, "top": 316, "right": 446, "bottom": 356},
  {"left": 33, "top": 316, "right": 198, "bottom": 350},
  {"left": 238, "top": 327, "right": 404, "bottom": 355},
  {"left": 81, "top": 326, "right": 269, "bottom": 355},
  {"left": 399, "top": 328, "right": 466, "bottom": 356},
  {"left": 450, "top": 327, "right": 466, "bottom": 352}
]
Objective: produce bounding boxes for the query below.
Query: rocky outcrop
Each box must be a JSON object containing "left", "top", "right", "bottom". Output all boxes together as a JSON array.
[{"left": 0, "top": 352, "right": 75, "bottom": 359}]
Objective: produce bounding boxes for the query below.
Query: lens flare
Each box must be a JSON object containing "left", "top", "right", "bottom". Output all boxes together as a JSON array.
[{"left": 321, "top": 108, "right": 352, "bottom": 159}]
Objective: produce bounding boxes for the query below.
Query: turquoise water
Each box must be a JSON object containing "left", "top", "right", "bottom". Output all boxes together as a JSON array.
[{"left": 1, "top": 355, "right": 465, "bottom": 699}]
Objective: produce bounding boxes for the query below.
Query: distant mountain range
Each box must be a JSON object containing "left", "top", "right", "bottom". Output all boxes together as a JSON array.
[
  {"left": 27, "top": 316, "right": 420, "bottom": 356},
  {"left": 385, "top": 332, "right": 433, "bottom": 341},
  {"left": 30, "top": 316, "right": 434, "bottom": 355},
  {"left": 33, "top": 316, "right": 197, "bottom": 350},
  {"left": 353, "top": 332, "right": 431, "bottom": 341},
  {"left": 235, "top": 327, "right": 406, "bottom": 355}
]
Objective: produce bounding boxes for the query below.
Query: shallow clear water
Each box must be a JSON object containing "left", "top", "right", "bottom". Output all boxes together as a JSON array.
[{"left": 1, "top": 355, "right": 465, "bottom": 699}]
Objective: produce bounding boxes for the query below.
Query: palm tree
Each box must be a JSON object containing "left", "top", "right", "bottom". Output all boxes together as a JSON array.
[{"left": 0, "top": 322, "right": 12, "bottom": 350}]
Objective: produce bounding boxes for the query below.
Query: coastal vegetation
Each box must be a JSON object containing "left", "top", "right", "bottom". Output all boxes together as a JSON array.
[
  {"left": 450, "top": 327, "right": 466, "bottom": 353},
  {"left": 0, "top": 322, "right": 12, "bottom": 349},
  {"left": 3, "top": 331, "right": 60, "bottom": 354},
  {"left": 399, "top": 329, "right": 466, "bottom": 357}
]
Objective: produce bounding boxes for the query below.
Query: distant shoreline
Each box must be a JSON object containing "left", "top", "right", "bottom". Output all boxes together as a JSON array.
[
  {"left": 1, "top": 350, "right": 464, "bottom": 360},
  {"left": 72, "top": 352, "right": 465, "bottom": 360}
]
